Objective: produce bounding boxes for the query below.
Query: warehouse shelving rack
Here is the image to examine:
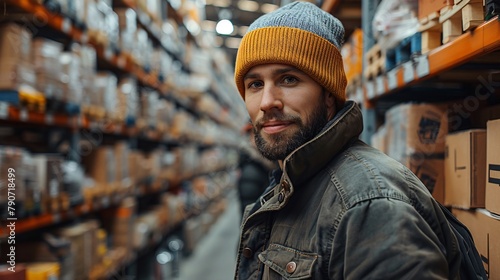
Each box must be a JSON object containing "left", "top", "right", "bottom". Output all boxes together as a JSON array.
[{"left": 0, "top": 0, "right": 245, "bottom": 278}]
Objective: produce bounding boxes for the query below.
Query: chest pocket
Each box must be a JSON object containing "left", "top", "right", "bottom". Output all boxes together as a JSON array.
[{"left": 258, "top": 243, "right": 318, "bottom": 280}]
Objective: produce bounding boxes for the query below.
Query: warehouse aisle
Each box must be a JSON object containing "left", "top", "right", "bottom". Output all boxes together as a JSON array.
[{"left": 176, "top": 190, "right": 241, "bottom": 280}]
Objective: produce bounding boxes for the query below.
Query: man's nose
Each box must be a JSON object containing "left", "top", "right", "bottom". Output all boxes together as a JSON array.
[{"left": 259, "top": 85, "right": 283, "bottom": 112}]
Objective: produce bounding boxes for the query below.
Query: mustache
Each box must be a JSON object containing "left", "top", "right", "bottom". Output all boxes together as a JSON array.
[{"left": 254, "top": 112, "right": 301, "bottom": 130}]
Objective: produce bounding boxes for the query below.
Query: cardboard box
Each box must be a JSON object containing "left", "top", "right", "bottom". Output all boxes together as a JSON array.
[
  {"left": 386, "top": 103, "right": 449, "bottom": 163},
  {"left": 486, "top": 119, "right": 500, "bottom": 215},
  {"left": 0, "top": 61, "right": 37, "bottom": 90},
  {"left": 0, "top": 23, "right": 32, "bottom": 61},
  {"left": 444, "top": 129, "right": 486, "bottom": 208},
  {"left": 418, "top": 0, "right": 453, "bottom": 19},
  {"left": 452, "top": 208, "right": 500, "bottom": 279},
  {"left": 405, "top": 154, "right": 445, "bottom": 204}
]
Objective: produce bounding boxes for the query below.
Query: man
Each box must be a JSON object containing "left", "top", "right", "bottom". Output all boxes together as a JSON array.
[{"left": 233, "top": 2, "right": 462, "bottom": 279}]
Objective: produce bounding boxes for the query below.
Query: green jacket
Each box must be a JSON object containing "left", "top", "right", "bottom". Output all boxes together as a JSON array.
[{"left": 235, "top": 101, "right": 460, "bottom": 279}]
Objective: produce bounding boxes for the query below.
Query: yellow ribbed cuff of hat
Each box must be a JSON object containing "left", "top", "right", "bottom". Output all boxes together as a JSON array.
[{"left": 235, "top": 27, "right": 347, "bottom": 105}]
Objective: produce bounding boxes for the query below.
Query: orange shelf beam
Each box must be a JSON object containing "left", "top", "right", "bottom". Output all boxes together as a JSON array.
[
  {"left": 428, "top": 22, "right": 485, "bottom": 76},
  {"left": 8, "top": 106, "right": 73, "bottom": 127},
  {"left": 8, "top": 0, "right": 84, "bottom": 41},
  {"left": 0, "top": 204, "right": 88, "bottom": 237}
]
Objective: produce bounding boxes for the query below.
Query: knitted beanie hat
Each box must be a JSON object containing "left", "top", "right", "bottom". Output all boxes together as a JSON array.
[{"left": 234, "top": 1, "right": 347, "bottom": 106}]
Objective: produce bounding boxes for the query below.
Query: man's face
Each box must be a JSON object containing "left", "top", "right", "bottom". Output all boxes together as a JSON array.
[{"left": 243, "top": 64, "right": 336, "bottom": 161}]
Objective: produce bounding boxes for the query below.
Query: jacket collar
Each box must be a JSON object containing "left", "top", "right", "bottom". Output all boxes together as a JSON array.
[{"left": 282, "top": 101, "right": 363, "bottom": 187}]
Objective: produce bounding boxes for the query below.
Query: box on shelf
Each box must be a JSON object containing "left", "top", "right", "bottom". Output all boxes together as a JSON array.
[
  {"left": 386, "top": 103, "right": 449, "bottom": 163},
  {"left": 0, "top": 24, "right": 36, "bottom": 90},
  {"left": 486, "top": 119, "right": 500, "bottom": 215},
  {"left": 452, "top": 208, "right": 500, "bottom": 279},
  {"left": 0, "top": 23, "right": 32, "bottom": 61},
  {"left": 444, "top": 129, "right": 486, "bottom": 208},
  {"left": 404, "top": 153, "right": 445, "bottom": 204}
]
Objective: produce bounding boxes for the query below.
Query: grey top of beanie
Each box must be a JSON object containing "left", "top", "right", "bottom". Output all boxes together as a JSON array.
[{"left": 247, "top": 1, "right": 345, "bottom": 50}]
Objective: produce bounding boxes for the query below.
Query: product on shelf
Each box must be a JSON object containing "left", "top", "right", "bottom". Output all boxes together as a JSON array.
[
  {"left": 32, "top": 38, "right": 64, "bottom": 101},
  {"left": 55, "top": 220, "right": 100, "bottom": 280},
  {"left": 0, "top": 23, "right": 36, "bottom": 91},
  {"left": 101, "top": 197, "right": 136, "bottom": 253},
  {"left": 25, "top": 262, "right": 60, "bottom": 280},
  {"left": 32, "top": 154, "right": 64, "bottom": 213},
  {"left": 444, "top": 129, "right": 486, "bottom": 208}
]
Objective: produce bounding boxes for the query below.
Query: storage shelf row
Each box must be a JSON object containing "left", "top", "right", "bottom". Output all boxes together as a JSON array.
[
  {"left": 5, "top": 0, "right": 239, "bottom": 130},
  {"left": 363, "top": 16, "right": 500, "bottom": 105}
]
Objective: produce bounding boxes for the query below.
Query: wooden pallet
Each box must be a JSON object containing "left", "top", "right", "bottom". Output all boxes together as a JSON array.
[
  {"left": 419, "top": 12, "right": 443, "bottom": 54},
  {"left": 440, "top": 0, "right": 485, "bottom": 44},
  {"left": 363, "top": 44, "right": 385, "bottom": 80},
  {"left": 418, "top": 0, "right": 485, "bottom": 53}
]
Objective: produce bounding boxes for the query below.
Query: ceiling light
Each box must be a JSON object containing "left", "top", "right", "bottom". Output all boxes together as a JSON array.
[
  {"left": 237, "top": 0, "right": 259, "bottom": 12},
  {"left": 261, "top": 3, "right": 279, "bottom": 13},
  {"left": 216, "top": 19, "right": 234, "bottom": 35}
]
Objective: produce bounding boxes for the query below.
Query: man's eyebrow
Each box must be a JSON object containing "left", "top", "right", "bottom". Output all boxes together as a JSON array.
[
  {"left": 243, "top": 67, "right": 299, "bottom": 81},
  {"left": 243, "top": 72, "right": 260, "bottom": 81}
]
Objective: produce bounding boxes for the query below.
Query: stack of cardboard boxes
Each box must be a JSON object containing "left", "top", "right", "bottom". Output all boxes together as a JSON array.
[
  {"left": 449, "top": 119, "right": 500, "bottom": 279},
  {"left": 372, "top": 103, "right": 500, "bottom": 278}
]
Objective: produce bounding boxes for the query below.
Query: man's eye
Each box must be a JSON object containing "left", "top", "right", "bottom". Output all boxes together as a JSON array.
[
  {"left": 247, "top": 81, "right": 263, "bottom": 89},
  {"left": 282, "top": 76, "right": 298, "bottom": 84}
]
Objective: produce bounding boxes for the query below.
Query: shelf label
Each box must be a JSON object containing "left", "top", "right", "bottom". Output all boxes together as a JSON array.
[
  {"left": 387, "top": 69, "right": 398, "bottom": 90},
  {"left": 375, "top": 76, "right": 385, "bottom": 96},
  {"left": 365, "top": 81, "right": 375, "bottom": 100},
  {"left": 61, "top": 18, "right": 71, "bottom": 33},
  {"left": 0, "top": 102, "right": 8, "bottom": 119},
  {"left": 45, "top": 113, "right": 54, "bottom": 125},
  {"left": 403, "top": 61, "right": 415, "bottom": 84},
  {"left": 415, "top": 55, "right": 430, "bottom": 78},
  {"left": 20, "top": 109, "right": 28, "bottom": 122}
]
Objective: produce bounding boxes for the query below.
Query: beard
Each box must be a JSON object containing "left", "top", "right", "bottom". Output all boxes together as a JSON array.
[{"left": 253, "top": 103, "right": 329, "bottom": 161}]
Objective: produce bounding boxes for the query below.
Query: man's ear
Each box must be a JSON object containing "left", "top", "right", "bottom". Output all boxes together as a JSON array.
[{"left": 324, "top": 91, "right": 336, "bottom": 118}]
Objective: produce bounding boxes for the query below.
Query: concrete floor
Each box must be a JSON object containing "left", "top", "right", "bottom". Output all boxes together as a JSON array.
[{"left": 175, "top": 190, "right": 241, "bottom": 280}]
